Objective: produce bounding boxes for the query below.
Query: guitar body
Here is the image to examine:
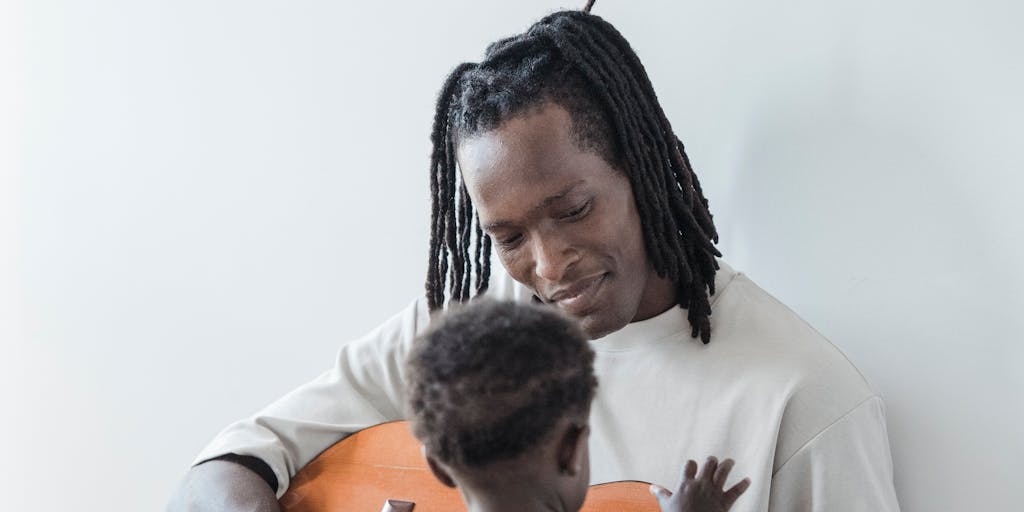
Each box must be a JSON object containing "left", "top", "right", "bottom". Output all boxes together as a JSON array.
[{"left": 279, "top": 421, "right": 657, "bottom": 511}]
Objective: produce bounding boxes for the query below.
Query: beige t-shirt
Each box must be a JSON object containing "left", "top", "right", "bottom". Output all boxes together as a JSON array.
[{"left": 194, "top": 261, "right": 900, "bottom": 511}]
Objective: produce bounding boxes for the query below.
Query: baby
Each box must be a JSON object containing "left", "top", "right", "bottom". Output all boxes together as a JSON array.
[{"left": 404, "top": 299, "right": 750, "bottom": 512}]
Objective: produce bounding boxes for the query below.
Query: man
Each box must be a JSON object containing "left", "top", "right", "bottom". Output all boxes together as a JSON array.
[{"left": 170, "top": 7, "right": 899, "bottom": 512}]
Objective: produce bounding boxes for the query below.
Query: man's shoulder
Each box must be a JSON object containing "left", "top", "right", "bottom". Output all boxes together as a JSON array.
[
  {"left": 712, "top": 262, "right": 882, "bottom": 465},
  {"left": 712, "top": 262, "right": 872, "bottom": 391}
]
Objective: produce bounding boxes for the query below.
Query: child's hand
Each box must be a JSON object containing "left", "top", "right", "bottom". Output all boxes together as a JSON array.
[{"left": 649, "top": 457, "right": 751, "bottom": 512}]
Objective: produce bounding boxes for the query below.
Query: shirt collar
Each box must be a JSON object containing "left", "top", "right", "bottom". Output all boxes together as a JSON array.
[{"left": 592, "top": 259, "right": 737, "bottom": 351}]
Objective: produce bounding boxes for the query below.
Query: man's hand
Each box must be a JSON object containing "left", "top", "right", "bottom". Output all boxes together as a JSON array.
[
  {"left": 167, "top": 460, "right": 281, "bottom": 512},
  {"left": 650, "top": 457, "right": 751, "bottom": 512}
]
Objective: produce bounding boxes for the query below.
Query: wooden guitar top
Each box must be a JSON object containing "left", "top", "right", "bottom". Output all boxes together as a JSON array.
[{"left": 279, "top": 421, "right": 657, "bottom": 511}]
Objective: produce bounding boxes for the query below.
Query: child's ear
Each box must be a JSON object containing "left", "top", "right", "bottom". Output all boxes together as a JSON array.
[
  {"left": 557, "top": 423, "right": 590, "bottom": 477},
  {"left": 423, "top": 448, "right": 458, "bottom": 488}
]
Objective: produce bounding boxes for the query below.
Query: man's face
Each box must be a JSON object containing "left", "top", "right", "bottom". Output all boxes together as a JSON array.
[{"left": 458, "top": 103, "right": 675, "bottom": 338}]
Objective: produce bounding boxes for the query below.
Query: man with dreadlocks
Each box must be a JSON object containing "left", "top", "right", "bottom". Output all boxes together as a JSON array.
[{"left": 171, "top": 4, "right": 899, "bottom": 512}]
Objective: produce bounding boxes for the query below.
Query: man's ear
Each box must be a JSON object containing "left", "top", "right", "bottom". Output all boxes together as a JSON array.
[
  {"left": 423, "top": 447, "right": 458, "bottom": 489},
  {"left": 556, "top": 423, "right": 590, "bottom": 477}
]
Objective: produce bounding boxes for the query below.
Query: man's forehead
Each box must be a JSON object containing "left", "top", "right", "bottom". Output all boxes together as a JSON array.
[
  {"left": 457, "top": 133, "right": 514, "bottom": 183},
  {"left": 457, "top": 105, "right": 576, "bottom": 180}
]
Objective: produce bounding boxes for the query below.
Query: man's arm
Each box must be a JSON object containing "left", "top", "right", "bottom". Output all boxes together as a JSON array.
[
  {"left": 167, "top": 459, "right": 279, "bottom": 512},
  {"left": 166, "top": 297, "right": 434, "bottom": 510},
  {"left": 167, "top": 267, "right": 524, "bottom": 510}
]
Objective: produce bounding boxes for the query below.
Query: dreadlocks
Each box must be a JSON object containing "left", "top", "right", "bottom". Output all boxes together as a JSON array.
[{"left": 426, "top": 4, "right": 722, "bottom": 343}]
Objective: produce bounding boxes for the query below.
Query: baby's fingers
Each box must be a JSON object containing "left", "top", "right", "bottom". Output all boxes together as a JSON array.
[
  {"left": 683, "top": 459, "right": 698, "bottom": 482},
  {"left": 713, "top": 458, "right": 735, "bottom": 488},
  {"left": 697, "top": 456, "right": 719, "bottom": 482},
  {"left": 723, "top": 477, "right": 752, "bottom": 508}
]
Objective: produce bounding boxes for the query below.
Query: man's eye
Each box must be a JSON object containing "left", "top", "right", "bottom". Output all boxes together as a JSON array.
[
  {"left": 497, "top": 234, "right": 523, "bottom": 249},
  {"left": 561, "top": 200, "right": 591, "bottom": 220}
]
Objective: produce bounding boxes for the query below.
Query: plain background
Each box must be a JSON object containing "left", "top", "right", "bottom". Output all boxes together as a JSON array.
[{"left": 2, "top": 0, "right": 1022, "bottom": 510}]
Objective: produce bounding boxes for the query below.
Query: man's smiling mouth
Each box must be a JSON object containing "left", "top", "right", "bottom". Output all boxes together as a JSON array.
[{"left": 544, "top": 273, "right": 607, "bottom": 315}]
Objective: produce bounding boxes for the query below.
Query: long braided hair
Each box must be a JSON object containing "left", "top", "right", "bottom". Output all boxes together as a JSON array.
[{"left": 426, "top": 3, "right": 722, "bottom": 343}]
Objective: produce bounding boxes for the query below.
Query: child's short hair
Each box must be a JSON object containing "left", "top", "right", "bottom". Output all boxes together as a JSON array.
[{"left": 405, "top": 299, "right": 598, "bottom": 468}]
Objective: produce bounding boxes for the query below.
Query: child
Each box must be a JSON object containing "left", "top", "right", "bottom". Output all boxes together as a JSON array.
[{"left": 404, "top": 299, "right": 750, "bottom": 512}]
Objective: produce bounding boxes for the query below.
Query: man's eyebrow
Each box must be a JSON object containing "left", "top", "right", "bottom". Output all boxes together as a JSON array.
[{"left": 482, "top": 180, "right": 585, "bottom": 232}]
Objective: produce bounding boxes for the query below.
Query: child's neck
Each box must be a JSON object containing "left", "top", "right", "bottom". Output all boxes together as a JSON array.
[{"left": 460, "top": 480, "right": 572, "bottom": 512}]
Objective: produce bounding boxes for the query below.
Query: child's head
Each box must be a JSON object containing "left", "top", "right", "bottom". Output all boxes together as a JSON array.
[{"left": 405, "top": 299, "right": 597, "bottom": 510}]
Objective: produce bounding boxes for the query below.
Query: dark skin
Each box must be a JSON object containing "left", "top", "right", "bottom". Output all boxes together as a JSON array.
[
  {"left": 426, "top": 418, "right": 592, "bottom": 512},
  {"left": 651, "top": 457, "right": 752, "bottom": 512},
  {"left": 458, "top": 102, "right": 677, "bottom": 339}
]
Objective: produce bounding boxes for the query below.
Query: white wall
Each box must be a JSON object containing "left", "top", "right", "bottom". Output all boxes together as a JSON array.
[{"left": 3, "top": 1, "right": 1021, "bottom": 510}]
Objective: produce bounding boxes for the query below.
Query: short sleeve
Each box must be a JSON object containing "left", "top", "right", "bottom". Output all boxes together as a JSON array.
[
  {"left": 189, "top": 262, "right": 530, "bottom": 497},
  {"left": 768, "top": 396, "right": 901, "bottom": 511},
  {"left": 191, "top": 296, "right": 431, "bottom": 498}
]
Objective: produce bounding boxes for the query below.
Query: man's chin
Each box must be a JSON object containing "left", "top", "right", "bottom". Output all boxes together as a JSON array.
[{"left": 575, "top": 310, "right": 629, "bottom": 340}]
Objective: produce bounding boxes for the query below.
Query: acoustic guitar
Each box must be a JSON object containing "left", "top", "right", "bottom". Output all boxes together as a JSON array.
[{"left": 279, "top": 420, "right": 658, "bottom": 511}]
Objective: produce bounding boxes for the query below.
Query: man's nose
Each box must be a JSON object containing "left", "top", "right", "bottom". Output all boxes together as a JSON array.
[{"left": 531, "top": 234, "right": 579, "bottom": 283}]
